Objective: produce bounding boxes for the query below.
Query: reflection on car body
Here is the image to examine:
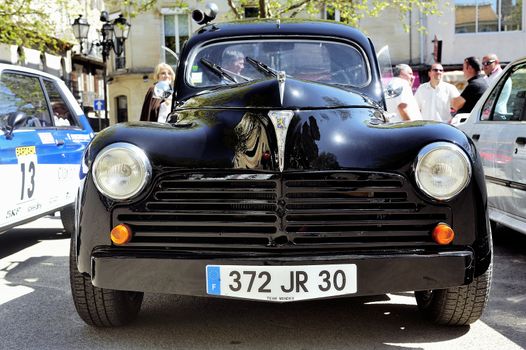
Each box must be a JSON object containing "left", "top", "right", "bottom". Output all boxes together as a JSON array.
[
  {"left": 0, "top": 64, "right": 94, "bottom": 235},
  {"left": 456, "top": 56, "right": 526, "bottom": 235},
  {"left": 70, "top": 8, "right": 493, "bottom": 328}
]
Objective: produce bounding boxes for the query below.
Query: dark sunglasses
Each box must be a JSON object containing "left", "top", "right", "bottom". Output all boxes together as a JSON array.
[
  {"left": 482, "top": 60, "right": 495, "bottom": 66},
  {"left": 431, "top": 68, "right": 443, "bottom": 72}
]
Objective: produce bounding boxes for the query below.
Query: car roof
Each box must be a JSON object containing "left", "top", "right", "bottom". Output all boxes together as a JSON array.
[
  {"left": 0, "top": 63, "right": 64, "bottom": 82},
  {"left": 186, "top": 19, "right": 373, "bottom": 48}
]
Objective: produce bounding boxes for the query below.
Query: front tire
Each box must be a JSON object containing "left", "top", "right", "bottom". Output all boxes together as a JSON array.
[
  {"left": 415, "top": 263, "right": 492, "bottom": 326},
  {"left": 69, "top": 238, "right": 143, "bottom": 327},
  {"left": 60, "top": 204, "right": 75, "bottom": 235}
]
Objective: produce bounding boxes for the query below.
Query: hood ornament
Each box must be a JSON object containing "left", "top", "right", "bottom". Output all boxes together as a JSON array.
[
  {"left": 268, "top": 110, "right": 294, "bottom": 172},
  {"left": 277, "top": 71, "right": 286, "bottom": 106}
]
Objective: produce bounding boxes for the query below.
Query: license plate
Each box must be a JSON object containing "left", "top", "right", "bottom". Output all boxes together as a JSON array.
[{"left": 206, "top": 264, "right": 357, "bottom": 302}]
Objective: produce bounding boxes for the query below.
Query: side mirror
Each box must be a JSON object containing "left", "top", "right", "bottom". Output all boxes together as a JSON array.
[
  {"left": 3, "top": 112, "right": 29, "bottom": 139},
  {"left": 450, "top": 113, "right": 470, "bottom": 126},
  {"left": 153, "top": 81, "right": 173, "bottom": 100}
]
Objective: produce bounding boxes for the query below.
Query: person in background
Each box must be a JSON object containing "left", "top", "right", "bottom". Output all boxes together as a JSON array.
[
  {"left": 454, "top": 56, "right": 489, "bottom": 114},
  {"left": 222, "top": 50, "right": 245, "bottom": 76},
  {"left": 482, "top": 53, "right": 503, "bottom": 85},
  {"left": 385, "top": 64, "right": 422, "bottom": 121},
  {"left": 483, "top": 53, "right": 512, "bottom": 114},
  {"left": 414, "top": 63, "right": 462, "bottom": 123},
  {"left": 52, "top": 101, "right": 71, "bottom": 126},
  {"left": 140, "top": 63, "right": 175, "bottom": 122},
  {"left": 220, "top": 50, "right": 250, "bottom": 83}
]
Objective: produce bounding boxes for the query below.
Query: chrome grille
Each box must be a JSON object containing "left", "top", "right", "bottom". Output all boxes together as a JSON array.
[{"left": 114, "top": 171, "right": 450, "bottom": 250}]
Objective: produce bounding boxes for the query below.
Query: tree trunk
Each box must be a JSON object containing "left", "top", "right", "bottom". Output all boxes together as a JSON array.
[{"left": 259, "top": 0, "right": 267, "bottom": 18}]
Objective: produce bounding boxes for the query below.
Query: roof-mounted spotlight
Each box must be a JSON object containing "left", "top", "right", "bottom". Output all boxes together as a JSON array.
[{"left": 192, "top": 3, "right": 218, "bottom": 25}]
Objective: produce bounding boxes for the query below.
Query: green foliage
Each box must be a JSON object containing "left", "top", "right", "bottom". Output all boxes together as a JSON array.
[
  {"left": 0, "top": 0, "right": 73, "bottom": 54},
  {"left": 225, "top": 0, "right": 443, "bottom": 30}
]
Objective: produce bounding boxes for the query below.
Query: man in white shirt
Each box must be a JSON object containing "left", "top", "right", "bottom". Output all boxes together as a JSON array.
[
  {"left": 482, "top": 53, "right": 511, "bottom": 114},
  {"left": 385, "top": 64, "right": 422, "bottom": 122},
  {"left": 482, "top": 53, "right": 503, "bottom": 85},
  {"left": 415, "top": 63, "right": 463, "bottom": 123}
]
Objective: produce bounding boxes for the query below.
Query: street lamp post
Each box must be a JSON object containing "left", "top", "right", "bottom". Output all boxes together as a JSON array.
[
  {"left": 72, "top": 12, "right": 131, "bottom": 130},
  {"left": 71, "top": 15, "right": 90, "bottom": 53}
]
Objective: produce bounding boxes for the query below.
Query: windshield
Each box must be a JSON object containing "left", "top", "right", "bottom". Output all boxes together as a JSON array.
[{"left": 186, "top": 39, "right": 369, "bottom": 88}]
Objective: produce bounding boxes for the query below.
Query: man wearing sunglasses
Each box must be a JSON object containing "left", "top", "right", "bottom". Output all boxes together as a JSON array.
[
  {"left": 414, "top": 63, "right": 462, "bottom": 123},
  {"left": 482, "top": 53, "right": 503, "bottom": 85}
]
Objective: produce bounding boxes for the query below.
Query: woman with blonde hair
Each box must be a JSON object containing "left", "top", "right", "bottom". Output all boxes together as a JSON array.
[{"left": 140, "top": 63, "right": 175, "bottom": 122}]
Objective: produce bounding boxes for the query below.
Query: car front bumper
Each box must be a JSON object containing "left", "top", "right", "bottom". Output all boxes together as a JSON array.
[{"left": 89, "top": 248, "right": 474, "bottom": 299}]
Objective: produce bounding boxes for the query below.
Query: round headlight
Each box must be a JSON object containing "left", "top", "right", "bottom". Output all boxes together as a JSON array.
[
  {"left": 92, "top": 143, "right": 151, "bottom": 200},
  {"left": 414, "top": 142, "right": 471, "bottom": 201}
]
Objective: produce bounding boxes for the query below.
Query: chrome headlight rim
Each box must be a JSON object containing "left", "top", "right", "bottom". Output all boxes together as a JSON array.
[
  {"left": 414, "top": 142, "right": 472, "bottom": 201},
  {"left": 92, "top": 142, "right": 152, "bottom": 200}
]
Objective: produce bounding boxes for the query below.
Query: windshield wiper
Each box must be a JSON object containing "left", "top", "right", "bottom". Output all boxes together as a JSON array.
[
  {"left": 200, "top": 58, "right": 237, "bottom": 84},
  {"left": 200, "top": 58, "right": 251, "bottom": 84},
  {"left": 245, "top": 56, "right": 278, "bottom": 78}
]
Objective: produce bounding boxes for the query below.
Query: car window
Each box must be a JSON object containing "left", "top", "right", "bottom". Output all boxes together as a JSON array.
[
  {"left": 186, "top": 39, "right": 369, "bottom": 88},
  {"left": 481, "top": 62, "right": 526, "bottom": 122},
  {"left": 0, "top": 72, "right": 52, "bottom": 128},
  {"left": 43, "top": 80, "right": 78, "bottom": 127}
]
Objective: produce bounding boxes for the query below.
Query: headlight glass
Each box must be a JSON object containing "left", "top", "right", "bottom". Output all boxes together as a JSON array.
[
  {"left": 415, "top": 142, "right": 471, "bottom": 200},
  {"left": 92, "top": 143, "right": 151, "bottom": 200}
]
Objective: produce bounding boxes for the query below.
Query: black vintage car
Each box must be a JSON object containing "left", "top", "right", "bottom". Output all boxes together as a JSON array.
[{"left": 70, "top": 11, "right": 492, "bottom": 327}]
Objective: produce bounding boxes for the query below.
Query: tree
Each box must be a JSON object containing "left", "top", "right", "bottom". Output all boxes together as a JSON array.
[
  {"left": 225, "top": 0, "right": 443, "bottom": 30},
  {"left": 0, "top": 0, "right": 77, "bottom": 53}
]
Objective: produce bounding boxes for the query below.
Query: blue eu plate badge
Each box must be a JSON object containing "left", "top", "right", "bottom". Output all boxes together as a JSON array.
[{"left": 207, "top": 265, "right": 221, "bottom": 295}]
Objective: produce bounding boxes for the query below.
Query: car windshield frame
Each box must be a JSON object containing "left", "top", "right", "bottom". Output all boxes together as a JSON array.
[{"left": 185, "top": 38, "right": 371, "bottom": 89}]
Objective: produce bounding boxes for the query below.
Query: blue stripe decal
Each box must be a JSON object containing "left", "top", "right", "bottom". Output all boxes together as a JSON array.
[
  {"left": 0, "top": 130, "right": 91, "bottom": 165},
  {"left": 207, "top": 266, "right": 221, "bottom": 295}
]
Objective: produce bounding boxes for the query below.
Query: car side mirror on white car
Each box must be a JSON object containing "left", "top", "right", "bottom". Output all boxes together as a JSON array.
[{"left": 450, "top": 113, "right": 470, "bottom": 126}]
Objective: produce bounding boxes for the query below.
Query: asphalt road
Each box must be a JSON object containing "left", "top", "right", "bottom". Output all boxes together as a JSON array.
[{"left": 0, "top": 216, "right": 524, "bottom": 350}]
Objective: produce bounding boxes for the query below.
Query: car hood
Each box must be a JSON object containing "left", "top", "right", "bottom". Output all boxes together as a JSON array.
[
  {"left": 179, "top": 77, "right": 376, "bottom": 110},
  {"left": 88, "top": 108, "right": 473, "bottom": 173}
]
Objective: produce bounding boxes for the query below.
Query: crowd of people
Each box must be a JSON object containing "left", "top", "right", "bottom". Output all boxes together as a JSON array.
[{"left": 386, "top": 53, "right": 504, "bottom": 123}]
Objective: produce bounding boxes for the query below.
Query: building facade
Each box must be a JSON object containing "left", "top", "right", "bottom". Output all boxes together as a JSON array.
[{"left": 362, "top": 0, "right": 524, "bottom": 87}]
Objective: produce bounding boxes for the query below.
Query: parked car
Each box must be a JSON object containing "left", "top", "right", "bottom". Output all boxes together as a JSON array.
[
  {"left": 455, "top": 57, "right": 526, "bottom": 235},
  {"left": 0, "top": 64, "right": 94, "bottom": 234},
  {"left": 70, "top": 10, "right": 492, "bottom": 327}
]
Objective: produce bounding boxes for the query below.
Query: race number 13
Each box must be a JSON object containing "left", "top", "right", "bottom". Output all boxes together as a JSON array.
[{"left": 19, "top": 158, "right": 36, "bottom": 200}]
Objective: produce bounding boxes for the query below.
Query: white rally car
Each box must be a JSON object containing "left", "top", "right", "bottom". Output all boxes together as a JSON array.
[{"left": 0, "top": 64, "right": 94, "bottom": 234}]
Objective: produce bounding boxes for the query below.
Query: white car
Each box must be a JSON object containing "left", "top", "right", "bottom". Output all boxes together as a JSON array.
[
  {"left": 455, "top": 56, "right": 526, "bottom": 234},
  {"left": 0, "top": 64, "right": 94, "bottom": 234}
]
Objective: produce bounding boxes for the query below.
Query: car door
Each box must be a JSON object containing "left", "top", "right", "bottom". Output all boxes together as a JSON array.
[
  {"left": 505, "top": 64, "right": 526, "bottom": 223},
  {"left": 475, "top": 61, "right": 526, "bottom": 227},
  {"left": 0, "top": 69, "right": 90, "bottom": 232}
]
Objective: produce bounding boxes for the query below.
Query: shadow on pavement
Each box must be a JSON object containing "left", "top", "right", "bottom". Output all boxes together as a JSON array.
[{"left": 0, "top": 216, "right": 67, "bottom": 259}]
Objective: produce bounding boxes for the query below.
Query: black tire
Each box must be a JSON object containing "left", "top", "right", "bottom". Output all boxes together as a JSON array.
[
  {"left": 69, "top": 238, "right": 144, "bottom": 327},
  {"left": 60, "top": 204, "right": 76, "bottom": 235},
  {"left": 415, "top": 263, "right": 492, "bottom": 326}
]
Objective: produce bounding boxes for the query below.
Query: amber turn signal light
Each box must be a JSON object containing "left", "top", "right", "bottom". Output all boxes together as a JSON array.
[
  {"left": 110, "top": 224, "right": 132, "bottom": 245},
  {"left": 432, "top": 223, "right": 455, "bottom": 245}
]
